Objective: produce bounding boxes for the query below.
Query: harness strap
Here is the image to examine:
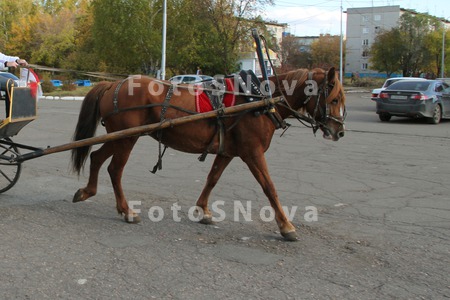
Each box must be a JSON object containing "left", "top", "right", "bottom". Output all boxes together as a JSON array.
[
  {"left": 113, "top": 77, "right": 129, "bottom": 113},
  {"left": 198, "top": 82, "right": 226, "bottom": 162},
  {"left": 150, "top": 85, "right": 174, "bottom": 174}
]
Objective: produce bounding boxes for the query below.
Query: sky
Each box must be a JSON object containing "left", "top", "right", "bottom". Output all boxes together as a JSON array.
[{"left": 267, "top": 0, "right": 450, "bottom": 36}]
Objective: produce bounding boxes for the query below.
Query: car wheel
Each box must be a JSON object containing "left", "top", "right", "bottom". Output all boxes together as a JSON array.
[
  {"left": 427, "top": 104, "right": 441, "bottom": 124},
  {"left": 379, "top": 113, "right": 391, "bottom": 122}
]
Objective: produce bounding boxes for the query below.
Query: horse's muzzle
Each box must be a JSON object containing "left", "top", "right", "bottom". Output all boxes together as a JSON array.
[{"left": 321, "top": 126, "right": 345, "bottom": 141}]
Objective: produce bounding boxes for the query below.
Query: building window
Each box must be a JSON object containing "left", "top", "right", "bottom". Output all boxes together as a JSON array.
[
  {"left": 362, "top": 15, "right": 369, "bottom": 22},
  {"left": 362, "top": 27, "right": 369, "bottom": 34},
  {"left": 362, "top": 50, "right": 369, "bottom": 57},
  {"left": 361, "top": 63, "right": 368, "bottom": 70},
  {"left": 374, "top": 14, "right": 381, "bottom": 21},
  {"left": 362, "top": 39, "right": 369, "bottom": 46},
  {"left": 375, "top": 26, "right": 381, "bottom": 33}
]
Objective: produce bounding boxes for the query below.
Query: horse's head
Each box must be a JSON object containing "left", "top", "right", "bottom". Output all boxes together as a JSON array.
[{"left": 301, "top": 67, "right": 346, "bottom": 141}]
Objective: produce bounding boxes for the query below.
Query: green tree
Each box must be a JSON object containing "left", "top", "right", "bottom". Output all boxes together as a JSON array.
[
  {"left": 424, "top": 27, "right": 450, "bottom": 77},
  {"left": 64, "top": 0, "right": 99, "bottom": 71},
  {"left": 92, "top": 0, "right": 160, "bottom": 74},
  {"left": 370, "top": 12, "right": 444, "bottom": 77},
  {"left": 369, "top": 28, "right": 403, "bottom": 77},
  {"left": 398, "top": 12, "right": 441, "bottom": 76},
  {"left": 166, "top": 0, "right": 273, "bottom": 75}
]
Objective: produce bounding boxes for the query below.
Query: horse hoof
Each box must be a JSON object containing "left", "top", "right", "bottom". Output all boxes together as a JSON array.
[
  {"left": 72, "top": 189, "right": 84, "bottom": 203},
  {"left": 199, "top": 215, "right": 214, "bottom": 225},
  {"left": 281, "top": 231, "right": 299, "bottom": 242},
  {"left": 124, "top": 213, "right": 141, "bottom": 224}
]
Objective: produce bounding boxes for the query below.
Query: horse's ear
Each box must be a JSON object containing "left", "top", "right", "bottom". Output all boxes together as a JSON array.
[{"left": 327, "top": 67, "right": 336, "bottom": 82}]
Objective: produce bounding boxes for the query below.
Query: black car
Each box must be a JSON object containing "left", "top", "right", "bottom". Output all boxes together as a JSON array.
[{"left": 376, "top": 80, "right": 450, "bottom": 124}]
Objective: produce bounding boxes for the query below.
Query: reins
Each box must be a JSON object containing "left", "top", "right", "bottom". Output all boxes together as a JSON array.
[{"left": 259, "top": 35, "right": 327, "bottom": 135}]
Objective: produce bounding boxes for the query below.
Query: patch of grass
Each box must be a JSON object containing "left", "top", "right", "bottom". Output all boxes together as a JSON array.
[
  {"left": 45, "top": 85, "right": 93, "bottom": 97},
  {"left": 343, "top": 77, "right": 385, "bottom": 89}
]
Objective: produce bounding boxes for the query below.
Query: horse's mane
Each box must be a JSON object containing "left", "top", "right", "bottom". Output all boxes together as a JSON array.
[
  {"left": 282, "top": 69, "right": 309, "bottom": 91},
  {"left": 280, "top": 68, "right": 345, "bottom": 104}
]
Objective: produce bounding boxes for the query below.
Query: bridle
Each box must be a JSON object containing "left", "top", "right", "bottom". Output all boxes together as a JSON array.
[
  {"left": 277, "top": 70, "right": 346, "bottom": 135},
  {"left": 305, "top": 71, "right": 346, "bottom": 132}
]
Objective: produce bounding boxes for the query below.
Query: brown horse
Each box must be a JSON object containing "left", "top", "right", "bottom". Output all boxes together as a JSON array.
[{"left": 71, "top": 67, "right": 346, "bottom": 241}]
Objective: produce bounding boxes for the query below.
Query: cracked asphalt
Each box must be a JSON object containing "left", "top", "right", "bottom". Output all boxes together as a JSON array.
[{"left": 0, "top": 91, "right": 449, "bottom": 299}]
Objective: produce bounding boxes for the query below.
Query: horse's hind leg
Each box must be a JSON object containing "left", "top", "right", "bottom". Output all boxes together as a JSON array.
[
  {"left": 107, "top": 137, "right": 140, "bottom": 223},
  {"left": 242, "top": 152, "right": 298, "bottom": 241},
  {"left": 73, "top": 143, "right": 114, "bottom": 203},
  {"left": 196, "top": 155, "right": 233, "bottom": 224}
]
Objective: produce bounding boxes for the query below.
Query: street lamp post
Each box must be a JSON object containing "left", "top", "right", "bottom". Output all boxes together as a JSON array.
[{"left": 339, "top": 0, "right": 343, "bottom": 83}]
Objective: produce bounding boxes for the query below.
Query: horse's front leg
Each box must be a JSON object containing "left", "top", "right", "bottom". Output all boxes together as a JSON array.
[
  {"left": 196, "top": 155, "right": 233, "bottom": 224},
  {"left": 107, "top": 138, "right": 141, "bottom": 224},
  {"left": 243, "top": 152, "right": 298, "bottom": 241}
]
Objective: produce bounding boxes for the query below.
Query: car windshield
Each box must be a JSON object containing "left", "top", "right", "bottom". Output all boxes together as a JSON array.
[
  {"left": 386, "top": 81, "right": 431, "bottom": 91},
  {"left": 200, "top": 75, "right": 213, "bottom": 82},
  {"left": 384, "top": 79, "right": 402, "bottom": 88}
]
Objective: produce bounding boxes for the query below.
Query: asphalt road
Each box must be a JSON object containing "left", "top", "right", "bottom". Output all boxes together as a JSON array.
[{"left": 0, "top": 91, "right": 449, "bottom": 299}]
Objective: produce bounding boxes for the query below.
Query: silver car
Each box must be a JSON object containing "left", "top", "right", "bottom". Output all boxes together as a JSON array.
[{"left": 376, "top": 80, "right": 450, "bottom": 124}]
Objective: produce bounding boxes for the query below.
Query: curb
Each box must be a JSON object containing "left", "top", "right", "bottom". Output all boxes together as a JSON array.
[{"left": 40, "top": 96, "right": 84, "bottom": 101}]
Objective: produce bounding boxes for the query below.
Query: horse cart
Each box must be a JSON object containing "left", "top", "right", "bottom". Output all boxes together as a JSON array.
[
  {"left": 0, "top": 76, "right": 38, "bottom": 192},
  {"left": 0, "top": 31, "right": 346, "bottom": 240}
]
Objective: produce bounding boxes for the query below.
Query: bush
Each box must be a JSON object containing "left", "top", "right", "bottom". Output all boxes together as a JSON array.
[
  {"left": 62, "top": 83, "right": 77, "bottom": 91},
  {"left": 351, "top": 77, "right": 383, "bottom": 88},
  {"left": 41, "top": 80, "right": 56, "bottom": 93}
]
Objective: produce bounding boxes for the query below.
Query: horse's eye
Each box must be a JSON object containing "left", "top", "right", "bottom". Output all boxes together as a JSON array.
[{"left": 331, "top": 99, "right": 339, "bottom": 105}]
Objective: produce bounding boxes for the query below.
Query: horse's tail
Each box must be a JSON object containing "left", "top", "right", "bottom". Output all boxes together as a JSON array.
[{"left": 71, "top": 81, "right": 112, "bottom": 175}]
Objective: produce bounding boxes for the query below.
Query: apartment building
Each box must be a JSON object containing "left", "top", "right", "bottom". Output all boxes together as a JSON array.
[
  {"left": 345, "top": 5, "right": 404, "bottom": 78},
  {"left": 346, "top": 5, "right": 450, "bottom": 78}
]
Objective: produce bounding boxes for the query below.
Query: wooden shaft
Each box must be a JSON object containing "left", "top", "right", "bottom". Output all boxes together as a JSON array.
[{"left": 17, "top": 98, "right": 282, "bottom": 162}]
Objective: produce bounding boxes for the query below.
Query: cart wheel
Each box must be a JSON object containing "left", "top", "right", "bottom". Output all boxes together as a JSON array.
[{"left": 0, "top": 138, "right": 22, "bottom": 193}]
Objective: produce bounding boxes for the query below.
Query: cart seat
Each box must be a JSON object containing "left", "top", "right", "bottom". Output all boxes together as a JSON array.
[{"left": 0, "top": 86, "right": 37, "bottom": 138}]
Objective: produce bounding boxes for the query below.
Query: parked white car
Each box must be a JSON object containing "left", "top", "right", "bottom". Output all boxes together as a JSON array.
[
  {"left": 169, "top": 74, "right": 214, "bottom": 85},
  {"left": 371, "top": 77, "right": 426, "bottom": 100}
]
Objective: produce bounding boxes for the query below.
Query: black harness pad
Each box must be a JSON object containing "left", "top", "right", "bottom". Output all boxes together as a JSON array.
[{"left": 236, "top": 70, "right": 264, "bottom": 103}]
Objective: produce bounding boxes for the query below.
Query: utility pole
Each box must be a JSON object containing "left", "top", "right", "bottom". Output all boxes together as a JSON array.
[
  {"left": 161, "top": 0, "right": 167, "bottom": 80},
  {"left": 441, "top": 27, "right": 445, "bottom": 78}
]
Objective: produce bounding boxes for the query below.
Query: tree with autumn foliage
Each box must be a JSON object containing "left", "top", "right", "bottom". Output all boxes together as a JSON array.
[
  {"left": 6, "top": 0, "right": 79, "bottom": 68},
  {"left": 1, "top": 0, "right": 277, "bottom": 75},
  {"left": 310, "top": 34, "right": 343, "bottom": 69},
  {"left": 280, "top": 35, "right": 313, "bottom": 71}
]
